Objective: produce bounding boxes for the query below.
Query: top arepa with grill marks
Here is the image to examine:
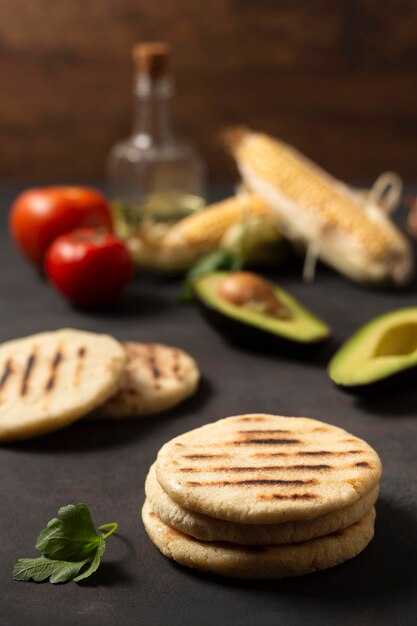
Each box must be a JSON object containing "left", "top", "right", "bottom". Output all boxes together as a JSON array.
[{"left": 155, "top": 414, "right": 382, "bottom": 524}]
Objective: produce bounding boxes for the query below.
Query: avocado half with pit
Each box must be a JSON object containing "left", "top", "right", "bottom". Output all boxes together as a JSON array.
[
  {"left": 193, "top": 272, "right": 331, "bottom": 355},
  {"left": 329, "top": 307, "right": 417, "bottom": 393}
]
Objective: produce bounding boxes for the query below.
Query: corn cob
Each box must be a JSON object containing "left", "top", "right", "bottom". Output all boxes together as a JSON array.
[
  {"left": 127, "top": 193, "right": 273, "bottom": 271},
  {"left": 227, "top": 129, "right": 413, "bottom": 285},
  {"left": 164, "top": 193, "right": 269, "bottom": 252}
]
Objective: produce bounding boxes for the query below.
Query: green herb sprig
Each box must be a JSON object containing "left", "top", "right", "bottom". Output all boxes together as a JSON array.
[{"left": 13, "top": 504, "right": 118, "bottom": 584}]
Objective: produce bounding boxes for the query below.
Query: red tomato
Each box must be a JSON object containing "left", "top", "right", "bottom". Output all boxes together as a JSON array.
[
  {"left": 10, "top": 186, "right": 113, "bottom": 266},
  {"left": 44, "top": 228, "right": 133, "bottom": 308}
]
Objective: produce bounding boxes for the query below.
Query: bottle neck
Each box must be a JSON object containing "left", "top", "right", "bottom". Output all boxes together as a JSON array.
[{"left": 132, "top": 76, "right": 175, "bottom": 148}]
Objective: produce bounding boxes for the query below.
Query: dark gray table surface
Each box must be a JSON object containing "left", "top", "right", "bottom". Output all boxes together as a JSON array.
[{"left": 0, "top": 185, "right": 416, "bottom": 626}]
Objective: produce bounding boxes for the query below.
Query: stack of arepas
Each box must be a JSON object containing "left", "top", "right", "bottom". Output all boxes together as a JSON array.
[{"left": 143, "top": 414, "right": 382, "bottom": 579}]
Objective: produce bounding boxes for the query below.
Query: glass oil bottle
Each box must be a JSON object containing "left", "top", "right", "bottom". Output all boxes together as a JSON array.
[{"left": 108, "top": 42, "right": 206, "bottom": 241}]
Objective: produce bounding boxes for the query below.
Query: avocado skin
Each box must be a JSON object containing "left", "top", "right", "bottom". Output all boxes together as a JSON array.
[
  {"left": 196, "top": 298, "right": 329, "bottom": 356},
  {"left": 331, "top": 365, "right": 417, "bottom": 396}
]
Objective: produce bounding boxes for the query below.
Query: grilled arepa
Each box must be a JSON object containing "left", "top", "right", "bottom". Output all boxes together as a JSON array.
[
  {"left": 228, "top": 129, "right": 413, "bottom": 286},
  {"left": 155, "top": 414, "right": 382, "bottom": 524},
  {"left": 0, "top": 329, "right": 126, "bottom": 442},
  {"left": 146, "top": 462, "right": 378, "bottom": 545},
  {"left": 142, "top": 500, "right": 376, "bottom": 579},
  {"left": 95, "top": 342, "right": 200, "bottom": 419}
]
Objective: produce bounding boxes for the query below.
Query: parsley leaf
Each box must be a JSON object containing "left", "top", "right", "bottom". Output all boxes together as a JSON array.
[
  {"left": 36, "top": 504, "right": 99, "bottom": 561},
  {"left": 13, "top": 504, "right": 118, "bottom": 584},
  {"left": 73, "top": 536, "right": 105, "bottom": 583},
  {"left": 180, "top": 250, "right": 244, "bottom": 302},
  {"left": 13, "top": 556, "right": 91, "bottom": 584}
]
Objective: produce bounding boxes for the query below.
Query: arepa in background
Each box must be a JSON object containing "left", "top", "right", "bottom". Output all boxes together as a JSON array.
[
  {"left": 95, "top": 342, "right": 200, "bottom": 419},
  {"left": 0, "top": 329, "right": 126, "bottom": 442}
]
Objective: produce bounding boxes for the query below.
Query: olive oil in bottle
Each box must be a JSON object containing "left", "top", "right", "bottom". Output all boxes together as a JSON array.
[{"left": 108, "top": 42, "right": 206, "bottom": 239}]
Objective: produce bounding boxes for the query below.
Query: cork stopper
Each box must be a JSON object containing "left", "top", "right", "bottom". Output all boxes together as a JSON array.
[{"left": 133, "top": 42, "right": 171, "bottom": 80}]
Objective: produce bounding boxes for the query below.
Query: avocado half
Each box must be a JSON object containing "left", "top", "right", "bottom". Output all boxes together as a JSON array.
[
  {"left": 193, "top": 272, "right": 331, "bottom": 355},
  {"left": 329, "top": 307, "right": 417, "bottom": 394}
]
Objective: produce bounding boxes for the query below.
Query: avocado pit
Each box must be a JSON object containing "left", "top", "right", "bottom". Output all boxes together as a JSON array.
[{"left": 218, "top": 272, "right": 292, "bottom": 319}]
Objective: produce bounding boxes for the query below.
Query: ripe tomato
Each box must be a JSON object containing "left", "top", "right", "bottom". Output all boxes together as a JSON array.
[
  {"left": 10, "top": 186, "right": 113, "bottom": 266},
  {"left": 45, "top": 228, "right": 133, "bottom": 308}
]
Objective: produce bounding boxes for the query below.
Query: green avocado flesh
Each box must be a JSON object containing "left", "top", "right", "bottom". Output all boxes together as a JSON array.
[
  {"left": 194, "top": 272, "right": 330, "bottom": 344},
  {"left": 329, "top": 308, "right": 417, "bottom": 387}
]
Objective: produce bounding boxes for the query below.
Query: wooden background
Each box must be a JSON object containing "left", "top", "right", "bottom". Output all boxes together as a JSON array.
[{"left": 1, "top": 0, "right": 417, "bottom": 184}]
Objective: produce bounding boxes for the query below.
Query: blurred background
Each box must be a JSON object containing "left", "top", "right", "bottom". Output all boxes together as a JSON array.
[{"left": 1, "top": 0, "right": 417, "bottom": 184}]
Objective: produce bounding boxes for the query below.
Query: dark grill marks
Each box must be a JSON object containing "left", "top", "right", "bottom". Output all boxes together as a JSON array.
[
  {"left": 172, "top": 349, "right": 183, "bottom": 382},
  {"left": 355, "top": 462, "right": 371, "bottom": 468},
  {"left": 264, "top": 493, "right": 318, "bottom": 501},
  {"left": 295, "top": 450, "right": 362, "bottom": 457},
  {"left": 296, "top": 450, "right": 333, "bottom": 456},
  {"left": 235, "top": 438, "right": 300, "bottom": 445},
  {"left": 20, "top": 352, "right": 36, "bottom": 396},
  {"left": 179, "top": 464, "right": 332, "bottom": 473},
  {"left": 288, "top": 464, "right": 331, "bottom": 471},
  {"left": 148, "top": 346, "right": 160, "bottom": 378},
  {"left": 237, "top": 416, "right": 266, "bottom": 423},
  {"left": 182, "top": 454, "right": 229, "bottom": 460},
  {"left": 45, "top": 350, "right": 63, "bottom": 392},
  {"left": 74, "top": 345, "right": 87, "bottom": 386},
  {"left": 238, "top": 429, "right": 291, "bottom": 434},
  {"left": 185, "top": 479, "right": 317, "bottom": 487},
  {"left": 147, "top": 345, "right": 161, "bottom": 390},
  {"left": 252, "top": 452, "right": 289, "bottom": 458},
  {"left": 0, "top": 359, "right": 13, "bottom": 390}
]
